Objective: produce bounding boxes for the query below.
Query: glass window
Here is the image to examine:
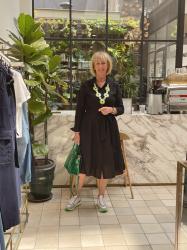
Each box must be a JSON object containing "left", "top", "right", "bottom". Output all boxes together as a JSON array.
[
  {"left": 167, "top": 19, "right": 177, "bottom": 40},
  {"left": 148, "top": 42, "right": 156, "bottom": 53},
  {"left": 71, "top": 0, "right": 106, "bottom": 39},
  {"left": 147, "top": 52, "right": 155, "bottom": 77},
  {"left": 144, "top": 0, "right": 178, "bottom": 41},
  {"left": 108, "top": 0, "right": 142, "bottom": 40},
  {"left": 108, "top": 41, "right": 141, "bottom": 98},
  {"left": 34, "top": 0, "right": 181, "bottom": 108},
  {"left": 156, "top": 26, "right": 167, "bottom": 40},
  {"left": 119, "top": 0, "right": 142, "bottom": 20},
  {"left": 166, "top": 43, "right": 176, "bottom": 75},
  {"left": 146, "top": 41, "right": 176, "bottom": 79},
  {"left": 155, "top": 50, "right": 164, "bottom": 77},
  {"left": 37, "top": 18, "right": 70, "bottom": 39}
]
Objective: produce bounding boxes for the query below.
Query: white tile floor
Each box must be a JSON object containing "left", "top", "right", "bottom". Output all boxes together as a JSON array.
[{"left": 17, "top": 186, "right": 187, "bottom": 250}]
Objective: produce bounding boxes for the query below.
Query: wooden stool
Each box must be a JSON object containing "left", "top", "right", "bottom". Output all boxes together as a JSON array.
[{"left": 120, "top": 132, "right": 134, "bottom": 199}]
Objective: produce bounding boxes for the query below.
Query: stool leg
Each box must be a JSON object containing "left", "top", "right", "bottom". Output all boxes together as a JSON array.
[
  {"left": 121, "top": 140, "right": 128, "bottom": 187},
  {"left": 121, "top": 140, "right": 134, "bottom": 199}
]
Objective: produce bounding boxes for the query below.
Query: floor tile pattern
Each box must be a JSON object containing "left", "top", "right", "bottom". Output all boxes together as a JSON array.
[{"left": 16, "top": 186, "right": 187, "bottom": 250}]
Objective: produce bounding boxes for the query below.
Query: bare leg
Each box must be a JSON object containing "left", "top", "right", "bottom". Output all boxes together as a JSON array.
[
  {"left": 97, "top": 177, "right": 108, "bottom": 212},
  {"left": 77, "top": 173, "right": 86, "bottom": 195},
  {"left": 65, "top": 173, "right": 86, "bottom": 211},
  {"left": 97, "top": 178, "right": 108, "bottom": 196}
]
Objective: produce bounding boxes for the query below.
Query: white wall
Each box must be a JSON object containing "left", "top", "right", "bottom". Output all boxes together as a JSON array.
[
  {"left": 0, "top": 0, "right": 19, "bottom": 41},
  {"left": 20, "top": 0, "right": 32, "bottom": 15},
  {"left": 0, "top": 0, "right": 32, "bottom": 42}
]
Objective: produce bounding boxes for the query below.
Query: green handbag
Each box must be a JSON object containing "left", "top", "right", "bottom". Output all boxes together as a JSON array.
[{"left": 64, "top": 144, "right": 80, "bottom": 175}]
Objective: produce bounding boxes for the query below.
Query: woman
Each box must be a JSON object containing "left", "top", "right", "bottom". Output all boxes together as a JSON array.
[{"left": 65, "top": 51, "right": 125, "bottom": 212}]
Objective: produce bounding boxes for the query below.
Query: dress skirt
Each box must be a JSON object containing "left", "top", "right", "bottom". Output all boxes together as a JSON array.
[{"left": 80, "top": 112, "right": 125, "bottom": 179}]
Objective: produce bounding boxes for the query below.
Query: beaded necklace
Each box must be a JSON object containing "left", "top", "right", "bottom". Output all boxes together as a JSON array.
[{"left": 93, "top": 82, "right": 110, "bottom": 104}]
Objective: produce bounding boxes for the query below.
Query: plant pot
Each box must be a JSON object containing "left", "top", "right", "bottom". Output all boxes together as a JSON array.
[
  {"left": 28, "top": 159, "right": 56, "bottom": 202},
  {"left": 123, "top": 98, "right": 132, "bottom": 114}
]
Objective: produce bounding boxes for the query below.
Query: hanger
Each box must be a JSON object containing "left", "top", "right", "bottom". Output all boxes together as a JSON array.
[{"left": 0, "top": 52, "right": 11, "bottom": 66}]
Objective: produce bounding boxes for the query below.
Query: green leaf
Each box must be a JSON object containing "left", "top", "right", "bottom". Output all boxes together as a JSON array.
[
  {"left": 8, "top": 30, "right": 22, "bottom": 43},
  {"left": 29, "top": 28, "right": 44, "bottom": 43},
  {"left": 30, "top": 59, "right": 47, "bottom": 66},
  {"left": 44, "top": 83, "right": 56, "bottom": 91},
  {"left": 17, "top": 14, "right": 44, "bottom": 44},
  {"left": 32, "top": 109, "right": 52, "bottom": 126},
  {"left": 25, "top": 63, "right": 34, "bottom": 73},
  {"left": 21, "top": 44, "right": 37, "bottom": 60},
  {"left": 28, "top": 99, "right": 46, "bottom": 115},
  {"left": 39, "top": 47, "right": 53, "bottom": 57},
  {"left": 32, "top": 70, "right": 46, "bottom": 83},
  {"left": 32, "top": 143, "right": 48, "bottom": 157},
  {"left": 24, "top": 79, "right": 40, "bottom": 87},
  {"left": 31, "top": 37, "right": 49, "bottom": 51},
  {"left": 18, "top": 13, "right": 35, "bottom": 39},
  {"left": 49, "top": 55, "right": 61, "bottom": 73}
]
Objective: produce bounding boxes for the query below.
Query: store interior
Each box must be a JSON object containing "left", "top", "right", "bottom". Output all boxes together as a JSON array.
[{"left": 0, "top": 0, "right": 187, "bottom": 249}]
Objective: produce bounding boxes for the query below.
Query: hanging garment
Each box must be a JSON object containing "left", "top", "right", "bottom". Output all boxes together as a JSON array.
[
  {"left": 0, "top": 64, "right": 20, "bottom": 231},
  {"left": 17, "top": 102, "right": 32, "bottom": 184},
  {"left": 11, "top": 69, "right": 30, "bottom": 138},
  {"left": 0, "top": 212, "right": 5, "bottom": 250},
  {"left": 11, "top": 69, "right": 32, "bottom": 184}
]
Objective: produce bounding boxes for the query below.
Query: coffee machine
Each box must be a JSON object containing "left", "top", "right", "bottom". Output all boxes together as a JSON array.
[{"left": 147, "top": 79, "right": 163, "bottom": 115}]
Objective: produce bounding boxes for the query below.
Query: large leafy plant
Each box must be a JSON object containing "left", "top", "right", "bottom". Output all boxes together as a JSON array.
[
  {"left": 9, "top": 13, "right": 67, "bottom": 160},
  {"left": 108, "top": 43, "right": 138, "bottom": 98}
]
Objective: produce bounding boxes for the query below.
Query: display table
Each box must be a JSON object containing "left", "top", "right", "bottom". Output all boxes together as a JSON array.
[{"left": 35, "top": 111, "right": 187, "bottom": 186}]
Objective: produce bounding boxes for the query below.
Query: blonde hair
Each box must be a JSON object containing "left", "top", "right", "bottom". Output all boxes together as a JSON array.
[{"left": 90, "top": 51, "right": 113, "bottom": 76}]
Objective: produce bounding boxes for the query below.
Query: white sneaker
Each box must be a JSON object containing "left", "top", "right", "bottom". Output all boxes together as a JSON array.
[
  {"left": 97, "top": 195, "right": 108, "bottom": 213},
  {"left": 65, "top": 195, "right": 81, "bottom": 211}
]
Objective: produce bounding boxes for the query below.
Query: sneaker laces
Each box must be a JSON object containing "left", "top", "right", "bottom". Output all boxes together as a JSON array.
[{"left": 68, "top": 195, "right": 79, "bottom": 205}]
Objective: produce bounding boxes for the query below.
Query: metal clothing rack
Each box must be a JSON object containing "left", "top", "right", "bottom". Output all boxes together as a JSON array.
[
  {"left": 0, "top": 39, "right": 28, "bottom": 249},
  {"left": 4, "top": 185, "right": 29, "bottom": 250},
  {"left": 0, "top": 38, "right": 24, "bottom": 68}
]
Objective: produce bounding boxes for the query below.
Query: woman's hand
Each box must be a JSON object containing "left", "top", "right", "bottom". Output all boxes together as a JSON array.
[
  {"left": 98, "top": 106, "right": 113, "bottom": 115},
  {"left": 73, "top": 132, "right": 80, "bottom": 145}
]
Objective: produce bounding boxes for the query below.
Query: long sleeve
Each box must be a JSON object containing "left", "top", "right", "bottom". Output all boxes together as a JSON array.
[
  {"left": 114, "top": 84, "right": 124, "bottom": 116},
  {"left": 71, "top": 83, "right": 86, "bottom": 132}
]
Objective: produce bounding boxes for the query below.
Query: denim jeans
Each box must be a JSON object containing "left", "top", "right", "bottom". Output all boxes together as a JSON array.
[
  {"left": 0, "top": 212, "right": 5, "bottom": 250},
  {"left": 0, "top": 67, "right": 20, "bottom": 231},
  {"left": 17, "top": 102, "right": 32, "bottom": 184}
]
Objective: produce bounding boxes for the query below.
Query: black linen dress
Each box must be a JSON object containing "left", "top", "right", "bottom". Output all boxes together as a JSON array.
[{"left": 72, "top": 77, "right": 125, "bottom": 179}]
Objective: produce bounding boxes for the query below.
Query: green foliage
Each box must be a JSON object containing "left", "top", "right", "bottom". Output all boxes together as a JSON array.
[
  {"left": 32, "top": 143, "right": 49, "bottom": 158},
  {"left": 123, "top": 81, "right": 138, "bottom": 99},
  {"left": 37, "top": 17, "right": 140, "bottom": 40},
  {"left": 9, "top": 13, "right": 68, "bottom": 158},
  {"left": 36, "top": 17, "right": 140, "bottom": 100},
  {"left": 108, "top": 43, "right": 138, "bottom": 98}
]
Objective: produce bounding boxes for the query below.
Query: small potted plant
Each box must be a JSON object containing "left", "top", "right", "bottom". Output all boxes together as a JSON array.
[
  {"left": 108, "top": 42, "right": 138, "bottom": 113},
  {"left": 9, "top": 13, "right": 67, "bottom": 201},
  {"left": 122, "top": 80, "right": 138, "bottom": 113}
]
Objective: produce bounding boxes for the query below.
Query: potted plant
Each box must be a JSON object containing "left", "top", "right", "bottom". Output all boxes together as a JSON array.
[
  {"left": 108, "top": 42, "right": 138, "bottom": 113},
  {"left": 9, "top": 13, "right": 67, "bottom": 201}
]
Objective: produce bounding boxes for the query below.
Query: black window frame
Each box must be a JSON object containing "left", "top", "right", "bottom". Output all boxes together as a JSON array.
[{"left": 32, "top": 0, "right": 185, "bottom": 107}]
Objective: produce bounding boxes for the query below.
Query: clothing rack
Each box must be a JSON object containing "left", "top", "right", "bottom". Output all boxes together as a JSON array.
[
  {"left": 0, "top": 52, "right": 24, "bottom": 69},
  {"left": 0, "top": 46, "right": 29, "bottom": 250},
  {"left": 0, "top": 38, "right": 24, "bottom": 68},
  {"left": 0, "top": 51, "right": 11, "bottom": 65},
  {"left": 4, "top": 185, "right": 29, "bottom": 250}
]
